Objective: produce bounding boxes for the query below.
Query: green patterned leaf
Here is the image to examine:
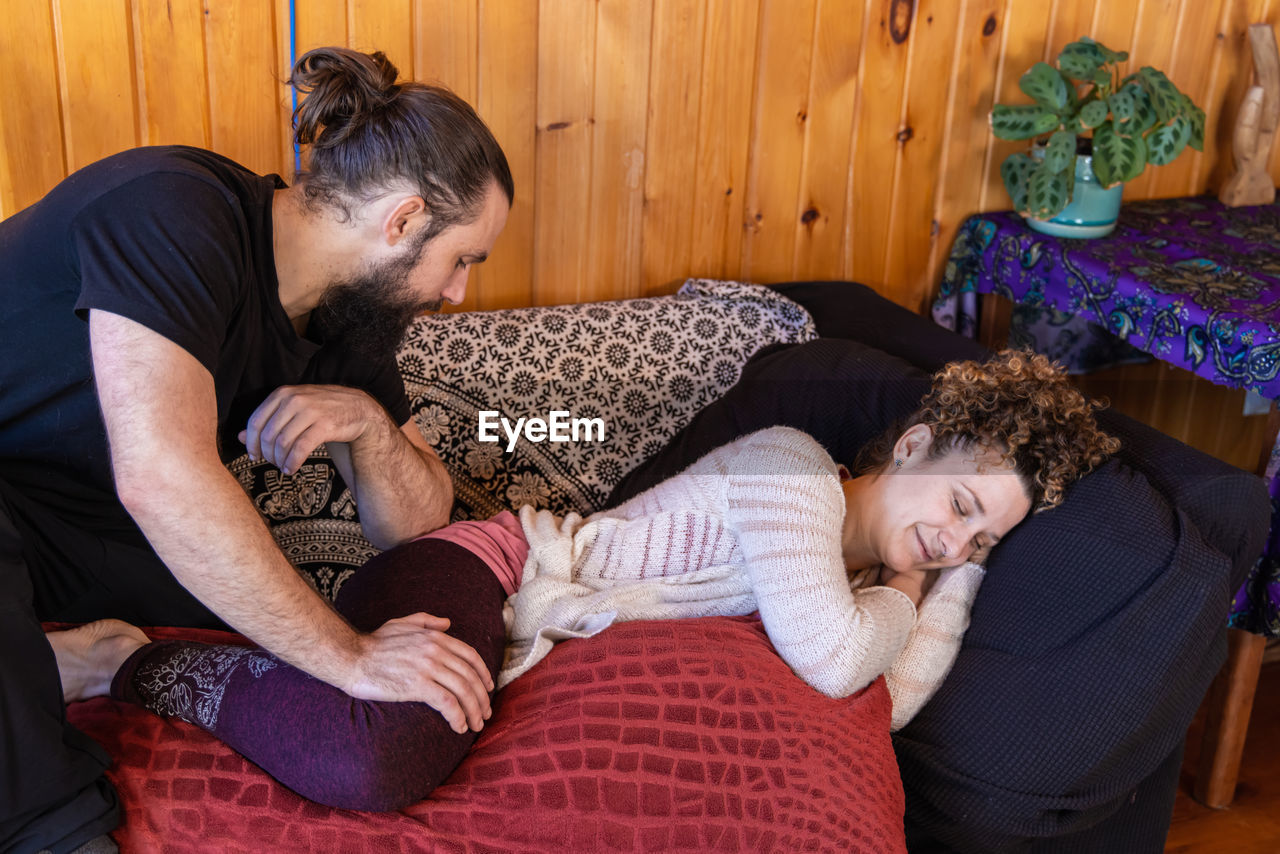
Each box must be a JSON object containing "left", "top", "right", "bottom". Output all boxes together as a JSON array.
[
  {"left": 1001, "top": 152, "right": 1037, "bottom": 213},
  {"left": 1058, "top": 40, "right": 1104, "bottom": 80},
  {"left": 1138, "top": 67, "right": 1182, "bottom": 123},
  {"left": 1146, "top": 114, "right": 1192, "bottom": 165},
  {"left": 1026, "top": 163, "right": 1072, "bottom": 219},
  {"left": 1094, "top": 40, "right": 1128, "bottom": 64},
  {"left": 1093, "top": 67, "right": 1113, "bottom": 91},
  {"left": 1121, "top": 135, "right": 1148, "bottom": 181},
  {"left": 1078, "top": 99, "right": 1109, "bottom": 129},
  {"left": 1043, "top": 130, "right": 1077, "bottom": 174},
  {"left": 1108, "top": 90, "right": 1136, "bottom": 127},
  {"left": 1093, "top": 122, "right": 1145, "bottom": 186},
  {"left": 1019, "top": 62, "right": 1070, "bottom": 111},
  {"left": 991, "top": 104, "right": 1061, "bottom": 140},
  {"left": 1182, "top": 94, "right": 1206, "bottom": 151},
  {"left": 1124, "top": 83, "right": 1158, "bottom": 135}
]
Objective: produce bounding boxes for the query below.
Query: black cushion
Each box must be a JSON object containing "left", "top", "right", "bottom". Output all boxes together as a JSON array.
[
  {"left": 768, "top": 280, "right": 988, "bottom": 369},
  {"left": 606, "top": 337, "right": 930, "bottom": 505},
  {"left": 896, "top": 458, "right": 1232, "bottom": 849}
]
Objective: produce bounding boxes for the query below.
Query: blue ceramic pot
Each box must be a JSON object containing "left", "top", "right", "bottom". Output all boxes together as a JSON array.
[{"left": 1025, "top": 152, "right": 1124, "bottom": 239}]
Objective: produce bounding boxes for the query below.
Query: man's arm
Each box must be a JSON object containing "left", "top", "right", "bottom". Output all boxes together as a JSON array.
[
  {"left": 238, "top": 385, "right": 452, "bottom": 548},
  {"left": 91, "top": 311, "right": 490, "bottom": 731}
]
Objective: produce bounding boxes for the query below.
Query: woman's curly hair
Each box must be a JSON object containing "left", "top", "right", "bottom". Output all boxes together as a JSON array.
[{"left": 856, "top": 349, "right": 1120, "bottom": 510}]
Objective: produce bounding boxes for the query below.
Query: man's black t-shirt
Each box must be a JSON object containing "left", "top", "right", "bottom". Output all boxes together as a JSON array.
[{"left": 0, "top": 146, "right": 411, "bottom": 528}]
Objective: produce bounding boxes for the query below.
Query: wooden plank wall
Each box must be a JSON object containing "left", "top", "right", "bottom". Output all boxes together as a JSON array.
[
  {"left": 4, "top": 0, "right": 1279, "bottom": 311},
  {"left": 0, "top": 0, "right": 1276, "bottom": 462}
]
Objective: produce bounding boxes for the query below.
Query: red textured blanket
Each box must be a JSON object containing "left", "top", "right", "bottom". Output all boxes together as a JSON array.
[{"left": 66, "top": 617, "right": 905, "bottom": 853}]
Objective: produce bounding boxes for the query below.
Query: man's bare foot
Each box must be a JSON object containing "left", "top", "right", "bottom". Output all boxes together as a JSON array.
[{"left": 46, "top": 619, "right": 150, "bottom": 703}]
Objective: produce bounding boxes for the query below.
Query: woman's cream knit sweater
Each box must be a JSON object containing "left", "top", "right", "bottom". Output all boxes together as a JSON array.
[{"left": 501, "top": 426, "right": 985, "bottom": 731}]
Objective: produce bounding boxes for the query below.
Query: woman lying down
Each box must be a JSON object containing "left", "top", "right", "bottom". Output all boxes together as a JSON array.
[{"left": 49, "top": 350, "right": 1118, "bottom": 812}]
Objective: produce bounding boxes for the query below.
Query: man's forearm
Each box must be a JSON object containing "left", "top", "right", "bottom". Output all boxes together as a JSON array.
[
  {"left": 337, "top": 409, "right": 453, "bottom": 548},
  {"left": 119, "top": 456, "right": 365, "bottom": 689}
]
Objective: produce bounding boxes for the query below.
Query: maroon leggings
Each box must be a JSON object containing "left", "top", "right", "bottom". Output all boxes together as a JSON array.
[{"left": 110, "top": 538, "right": 507, "bottom": 812}]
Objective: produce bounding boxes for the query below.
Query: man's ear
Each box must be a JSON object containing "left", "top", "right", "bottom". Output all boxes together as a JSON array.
[
  {"left": 384, "top": 195, "right": 429, "bottom": 247},
  {"left": 892, "top": 422, "right": 934, "bottom": 465}
]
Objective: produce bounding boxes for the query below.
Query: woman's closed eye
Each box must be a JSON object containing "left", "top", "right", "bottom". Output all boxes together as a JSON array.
[{"left": 970, "top": 534, "right": 1000, "bottom": 562}]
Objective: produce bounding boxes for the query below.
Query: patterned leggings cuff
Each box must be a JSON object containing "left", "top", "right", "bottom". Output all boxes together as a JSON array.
[{"left": 110, "top": 640, "right": 162, "bottom": 706}]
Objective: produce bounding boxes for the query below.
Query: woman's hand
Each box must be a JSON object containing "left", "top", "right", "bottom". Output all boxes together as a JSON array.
[{"left": 878, "top": 565, "right": 939, "bottom": 607}]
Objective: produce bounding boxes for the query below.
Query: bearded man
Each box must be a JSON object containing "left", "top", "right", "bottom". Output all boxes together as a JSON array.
[{"left": 0, "top": 47, "right": 511, "bottom": 853}]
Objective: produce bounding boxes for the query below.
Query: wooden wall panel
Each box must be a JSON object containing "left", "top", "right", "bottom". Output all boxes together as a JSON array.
[
  {"left": 2, "top": 0, "right": 1278, "bottom": 306},
  {"left": 475, "top": 0, "right": 538, "bottom": 310},
  {"left": 639, "top": 0, "right": 706, "bottom": 296},
  {"left": 294, "top": 0, "right": 348, "bottom": 51},
  {"left": 740, "top": 0, "right": 817, "bottom": 282},
  {"left": 53, "top": 0, "right": 138, "bottom": 172},
  {"left": 926, "top": 0, "right": 1003, "bottom": 302},
  {"left": 583, "top": 0, "right": 652, "bottom": 302},
  {"left": 923, "top": 0, "right": 1003, "bottom": 303},
  {"left": 135, "top": 0, "right": 210, "bottom": 150},
  {"left": 884, "top": 0, "right": 961, "bottom": 311},
  {"left": 1145, "top": 0, "right": 1223, "bottom": 198},
  {"left": 1075, "top": 362, "right": 1271, "bottom": 473},
  {"left": 532, "top": 0, "right": 594, "bottom": 306},
  {"left": 415, "top": 0, "right": 477, "bottom": 100},
  {"left": 848, "top": 0, "right": 912, "bottom": 288},
  {"left": 414, "top": 0, "right": 480, "bottom": 310},
  {"left": 687, "top": 0, "right": 759, "bottom": 281},
  {"left": 793, "top": 0, "right": 865, "bottom": 282},
  {"left": 204, "top": 0, "right": 284, "bottom": 178},
  {"left": 349, "top": 0, "right": 413, "bottom": 77},
  {"left": 0, "top": 2, "right": 65, "bottom": 217}
]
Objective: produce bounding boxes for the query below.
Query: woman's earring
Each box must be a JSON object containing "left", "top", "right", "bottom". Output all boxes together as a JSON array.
[{"left": 894, "top": 458, "right": 903, "bottom": 468}]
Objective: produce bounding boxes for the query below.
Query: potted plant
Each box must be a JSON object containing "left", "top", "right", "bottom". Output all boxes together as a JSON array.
[{"left": 990, "top": 37, "right": 1205, "bottom": 238}]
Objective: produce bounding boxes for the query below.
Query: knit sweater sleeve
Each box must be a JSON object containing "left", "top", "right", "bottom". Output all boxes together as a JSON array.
[
  {"left": 721, "top": 426, "right": 917, "bottom": 698},
  {"left": 884, "top": 561, "right": 984, "bottom": 731}
]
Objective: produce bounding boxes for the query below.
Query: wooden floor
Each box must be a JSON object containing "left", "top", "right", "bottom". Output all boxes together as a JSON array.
[{"left": 1165, "top": 659, "right": 1280, "bottom": 853}]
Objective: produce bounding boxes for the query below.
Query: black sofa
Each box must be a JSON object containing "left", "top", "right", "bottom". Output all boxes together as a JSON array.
[{"left": 609, "top": 280, "right": 1269, "bottom": 853}]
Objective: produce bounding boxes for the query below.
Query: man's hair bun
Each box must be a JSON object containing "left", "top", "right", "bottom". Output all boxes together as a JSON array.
[{"left": 290, "top": 47, "right": 401, "bottom": 149}]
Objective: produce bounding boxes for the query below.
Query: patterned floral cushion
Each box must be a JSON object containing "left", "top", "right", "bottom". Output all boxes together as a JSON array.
[{"left": 231, "top": 280, "right": 816, "bottom": 600}]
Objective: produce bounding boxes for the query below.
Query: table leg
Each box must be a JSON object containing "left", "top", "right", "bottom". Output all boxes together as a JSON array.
[
  {"left": 1193, "top": 406, "right": 1278, "bottom": 809},
  {"left": 978, "top": 294, "right": 1012, "bottom": 351},
  {"left": 1193, "top": 628, "right": 1268, "bottom": 808}
]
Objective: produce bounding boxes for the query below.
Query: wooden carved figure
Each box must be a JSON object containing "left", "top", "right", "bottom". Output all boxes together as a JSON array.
[{"left": 1220, "top": 24, "right": 1280, "bottom": 207}]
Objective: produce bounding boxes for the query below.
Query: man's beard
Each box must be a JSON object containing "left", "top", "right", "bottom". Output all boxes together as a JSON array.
[{"left": 310, "top": 238, "right": 440, "bottom": 362}]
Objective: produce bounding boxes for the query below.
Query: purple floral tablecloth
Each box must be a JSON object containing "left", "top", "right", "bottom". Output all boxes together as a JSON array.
[{"left": 932, "top": 196, "right": 1280, "bottom": 637}]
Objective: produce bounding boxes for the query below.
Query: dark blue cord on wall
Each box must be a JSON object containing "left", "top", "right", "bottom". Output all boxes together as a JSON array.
[{"left": 289, "top": 0, "right": 300, "bottom": 174}]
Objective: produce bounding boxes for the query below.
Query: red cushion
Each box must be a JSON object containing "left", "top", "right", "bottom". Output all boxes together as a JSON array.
[{"left": 68, "top": 617, "right": 905, "bottom": 852}]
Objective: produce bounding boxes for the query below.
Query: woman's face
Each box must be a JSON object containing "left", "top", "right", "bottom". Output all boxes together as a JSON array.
[{"left": 859, "top": 425, "right": 1032, "bottom": 573}]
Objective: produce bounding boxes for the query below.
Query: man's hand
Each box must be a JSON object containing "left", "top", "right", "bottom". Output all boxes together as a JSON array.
[
  {"left": 239, "top": 384, "right": 377, "bottom": 476},
  {"left": 346, "top": 613, "right": 495, "bottom": 734},
  {"left": 878, "top": 565, "right": 939, "bottom": 607},
  {"left": 239, "top": 383, "right": 452, "bottom": 547}
]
